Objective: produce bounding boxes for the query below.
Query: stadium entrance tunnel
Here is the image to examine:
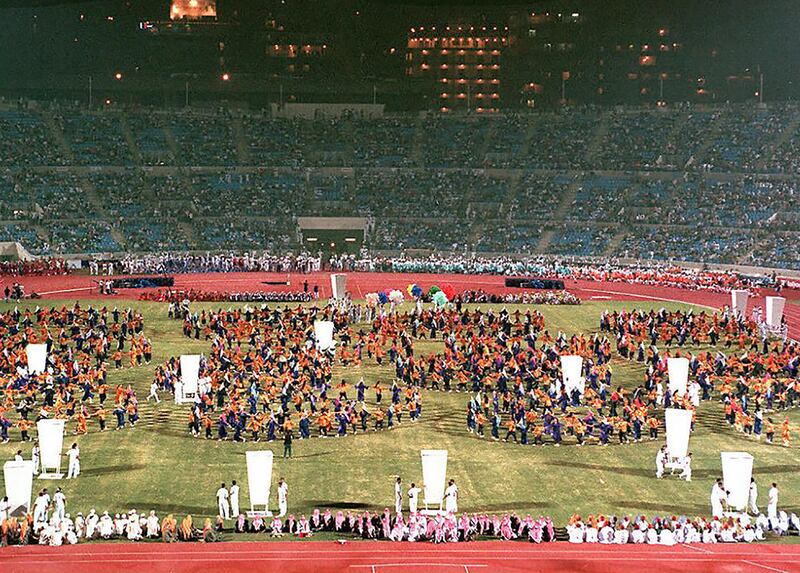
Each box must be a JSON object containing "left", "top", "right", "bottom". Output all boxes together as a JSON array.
[{"left": 298, "top": 217, "right": 367, "bottom": 255}]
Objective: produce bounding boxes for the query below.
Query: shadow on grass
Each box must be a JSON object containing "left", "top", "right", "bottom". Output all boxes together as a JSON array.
[
  {"left": 480, "top": 501, "right": 553, "bottom": 511},
  {"left": 306, "top": 501, "right": 373, "bottom": 510},
  {"left": 544, "top": 460, "right": 800, "bottom": 481},
  {"left": 126, "top": 502, "right": 211, "bottom": 515},
  {"left": 542, "top": 460, "right": 653, "bottom": 478},
  {"left": 81, "top": 463, "right": 147, "bottom": 477},
  {"left": 616, "top": 501, "right": 709, "bottom": 515}
]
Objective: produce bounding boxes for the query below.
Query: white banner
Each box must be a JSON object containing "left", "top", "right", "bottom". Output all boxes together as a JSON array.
[
  {"left": 330, "top": 274, "right": 347, "bottom": 300},
  {"left": 420, "top": 449, "right": 448, "bottom": 506},
  {"left": 314, "top": 321, "right": 335, "bottom": 351},
  {"left": 37, "top": 419, "right": 65, "bottom": 471},
  {"left": 560, "top": 355, "right": 584, "bottom": 395},
  {"left": 667, "top": 357, "right": 689, "bottom": 397},
  {"left": 721, "top": 452, "right": 754, "bottom": 511},
  {"left": 665, "top": 408, "right": 692, "bottom": 459},
  {"left": 180, "top": 355, "right": 201, "bottom": 397},
  {"left": 246, "top": 450, "right": 274, "bottom": 510},
  {"left": 731, "top": 290, "right": 749, "bottom": 316},
  {"left": 3, "top": 461, "right": 34, "bottom": 515},
  {"left": 26, "top": 344, "right": 48, "bottom": 375},
  {"left": 766, "top": 297, "right": 786, "bottom": 329}
]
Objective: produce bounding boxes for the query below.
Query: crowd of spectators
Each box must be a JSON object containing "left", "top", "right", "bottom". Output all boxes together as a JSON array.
[
  {"left": 112, "top": 251, "right": 765, "bottom": 293},
  {"left": 138, "top": 288, "right": 312, "bottom": 303},
  {"left": 0, "top": 258, "right": 66, "bottom": 276},
  {"left": 0, "top": 102, "right": 798, "bottom": 268},
  {"left": 119, "top": 252, "right": 321, "bottom": 274},
  {"left": 457, "top": 289, "right": 581, "bottom": 305}
]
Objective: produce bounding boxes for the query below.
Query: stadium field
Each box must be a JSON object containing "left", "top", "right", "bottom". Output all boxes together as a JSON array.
[{"left": 3, "top": 297, "right": 799, "bottom": 530}]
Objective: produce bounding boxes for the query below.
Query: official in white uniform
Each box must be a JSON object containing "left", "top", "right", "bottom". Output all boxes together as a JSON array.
[
  {"left": 408, "top": 483, "right": 422, "bottom": 514},
  {"left": 0, "top": 496, "right": 10, "bottom": 521},
  {"left": 656, "top": 445, "right": 666, "bottom": 479},
  {"left": 216, "top": 483, "right": 230, "bottom": 519},
  {"left": 749, "top": 478, "right": 759, "bottom": 514},
  {"left": 32, "top": 442, "right": 40, "bottom": 475},
  {"left": 229, "top": 480, "right": 240, "bottom": 517},
  {"left": 146, "top": 381, "right": 160, "bottom": 403},
  {"left": 277, "top": 478, "right": 289, "bottom": 517},
  {"left": 66, "top": 443, "right": 80, "bottom": 479},
  {"left": 444, "top": 479, "right": 458, "bottom": 514},
  {"left": 768, "top": 482, "right": 779, "bottom": 520},
  {"left": 53, "top": 487, "right": 66, "bottom": 522},
  {"left": 680, "top": 453, "right": 692, "bottom": 481},
  {"left": 710, "top": 479, "right": 725, "bottom": 518},
  {"left": 394, "top": 477, "right": 403, "bottom": 514},
  {"left": 33, "top": 489, "right": 51, "bottom": 525}
]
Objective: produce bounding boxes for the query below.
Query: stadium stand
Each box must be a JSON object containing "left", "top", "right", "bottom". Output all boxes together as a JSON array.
[{"left": 0, "top": 101, "right": 798, "bottom": 269}]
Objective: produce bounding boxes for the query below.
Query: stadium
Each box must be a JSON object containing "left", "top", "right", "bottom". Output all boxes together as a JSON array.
[{"left": 1, "top": 1, "right": 799, "bottom": 572}]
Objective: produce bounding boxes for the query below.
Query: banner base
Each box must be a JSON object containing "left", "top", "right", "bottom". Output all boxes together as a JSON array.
[
  {"left": 38, "top": 472, "right": 64, "bottom": 480},
  {"left": 420, "top": 509, "right": 446, "bottom": 516}
]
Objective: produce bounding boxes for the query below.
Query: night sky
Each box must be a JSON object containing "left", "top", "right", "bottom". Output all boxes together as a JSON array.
[{"left": 0, "top": 0, "right": 797, "bottom": 104}]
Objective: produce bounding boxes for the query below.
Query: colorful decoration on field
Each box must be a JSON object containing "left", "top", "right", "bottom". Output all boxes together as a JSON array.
[
  {"left": 441, "top": 284, "right": 456, "bottom": 301},
  {"left": 388, "top": 289, "right": 404, "bottom": 305},
  {"left": 432, "top": 290, "right": 449, "bottom": 308}
]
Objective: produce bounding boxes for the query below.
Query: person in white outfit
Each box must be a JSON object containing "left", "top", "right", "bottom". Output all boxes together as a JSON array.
[
  {"left": 146, "top": 510, "right": 160, "bottom": 538},
  {"left": 66, "top": 443, "right": 80, "bottom": 479},
  {"left": 53, "top": 487, "right": 66, "bottom": 522},
  {"left": 0, "top": 496, "right": 9, "bottom": 521},
  {"left": 444, "top": 479, "right": 458, "bottom": 514},
  {"left": 32, "top": 442, "right": 40, "bottom": 475},
  {"left": 33, "top": 489, "right": 51, "bottom": 526},
  {"left": 216, "top": 482, "right": 230, "bottom": 519},
  {"left": 680, "top": 453, "right": 692, "bottom": 481},
  {"left": 768, "top": 482, "right": 779, "bottom": 520},
  {"left": 277, "top": 478, "right": 289, "bottom": 517},
  {"left": 126, "top": 511, "right": 142, "bottom": 540},
  {"left": 408, "top": 483, "right": 421, "bottom": 514},
  {"left": 749, "top": 478, "right": 759, "bottom": 514},
  {"left": 656, "top": 445, "right": 666, "bottom": 479},
  {"left": 230, "top": 480, "right": 240, "bottom": 517},
  {"left": 99, "top": 512, "right": 114, "bottom": 539},
  {"left": 394, "top": 477, "right": 403, "bottom": 514},
  {"left": 146, "top": 381, "right": 160, "bottom": 403},
  {"left": 711, "top": 479, "right": 725, "bottom": 518},
  {"left": 85, "top": 509, "right": 99, "bottom": 538}
]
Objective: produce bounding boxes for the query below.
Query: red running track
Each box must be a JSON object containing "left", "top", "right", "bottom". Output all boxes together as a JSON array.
[
  {"left": 4, "top": 271, "right": 799, "bottom": 339},
  {"left": 2, "top": 540, "right": 800, "bottom": 573}
]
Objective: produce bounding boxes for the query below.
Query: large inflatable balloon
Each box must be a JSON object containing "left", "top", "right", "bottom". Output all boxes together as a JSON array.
[
  {"left": 365, "top": 293, "right": 379, "bottom": 308},
  {"left": 432, "top": 290, "right": 448, "bottom": 307},
  {"left": 389, "top": 289, "right": 404, "bottom": 305},
  {"left": 441, "top": 284, "right": 456, "bottom": 301}
]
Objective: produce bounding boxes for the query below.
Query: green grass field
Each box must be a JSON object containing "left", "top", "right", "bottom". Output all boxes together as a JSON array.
[{"left": 3, "top": 299, "right": 800, "bottom": 528}]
